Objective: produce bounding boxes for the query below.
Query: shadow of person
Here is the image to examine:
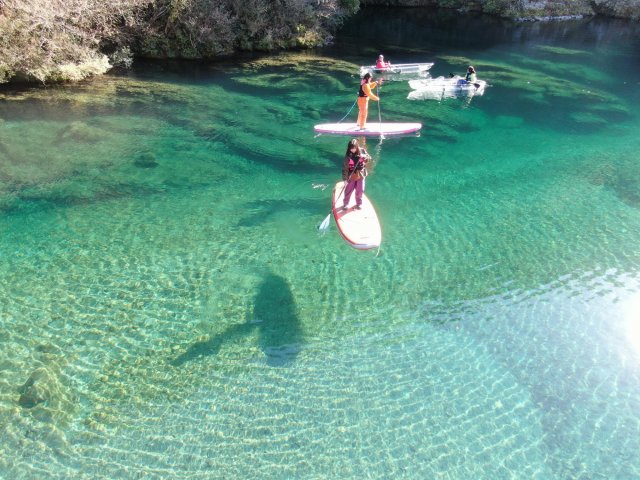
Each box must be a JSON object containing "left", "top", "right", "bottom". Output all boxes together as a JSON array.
[
  {"left": 171, "top": 273, "right": 302, "bottom": 368},
  {"left": 171, "top": 321, "right": 254, "bottom": 367},
  {"left": 253, "top": 273, "right": 302, "bottom": 367}
]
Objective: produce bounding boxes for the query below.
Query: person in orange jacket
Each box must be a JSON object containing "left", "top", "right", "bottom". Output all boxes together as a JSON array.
[{"left": 357, "top": 73, "right": 379, "bottom": 130}]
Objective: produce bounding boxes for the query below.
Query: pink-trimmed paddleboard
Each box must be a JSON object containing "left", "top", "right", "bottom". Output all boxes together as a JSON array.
[
  {"left": 332, "top": 181, "right": 381, "bottom": 250},
  {"left": 314, "top": 122, "right": 421, "bottom": 136}
]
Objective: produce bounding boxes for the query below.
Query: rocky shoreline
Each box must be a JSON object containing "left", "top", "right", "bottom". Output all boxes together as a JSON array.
[
  {"left": 361, "top": 0, "right": 640, "bottom": 21},
  {"left": 1, "top": 0, "right": 638, "bottom": 85}
]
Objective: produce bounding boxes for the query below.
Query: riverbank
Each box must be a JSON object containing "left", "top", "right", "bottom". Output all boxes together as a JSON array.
[
  {"left": 0, "top": 0, "right": 353, "bottom": 85},
  {"left": 1, "top": 1, "right": 639, "bottom": 86},
  {"left": 361, "top": 0, "right": 640, "bottom": 20}
]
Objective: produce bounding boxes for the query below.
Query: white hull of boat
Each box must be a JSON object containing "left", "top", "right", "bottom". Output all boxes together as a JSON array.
[
  {"left": 408, "top": 76, "right": 487, "bottom": 100},
  {"left": 359, "top": 62, "right": 434, "bottom": 76}
]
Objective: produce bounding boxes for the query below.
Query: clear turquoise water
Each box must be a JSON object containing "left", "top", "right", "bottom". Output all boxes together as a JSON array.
[{"left": 1, "top": 9, "right": 640, "bottom": 479}]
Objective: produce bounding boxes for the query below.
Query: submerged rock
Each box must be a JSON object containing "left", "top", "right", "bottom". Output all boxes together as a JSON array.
[
  {"left": 516, "top": 14, "right": 585, "bottom": 21},
  {"left": 17, "top": 366, "right": 75, "bottom": 426},
  {"left": 57, "top": 121, "right": 105, "bottom": 143},
  {"left": 18, "top": 368, "right": 58, "bottom": 408},
  {"left": 134, "top": 152, "right": 159, "bottom": 168}
]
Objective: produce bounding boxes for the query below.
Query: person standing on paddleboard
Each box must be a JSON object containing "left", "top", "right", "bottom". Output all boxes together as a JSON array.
[
  {"left": 357, "top": 73, "right": 379, "bottom": 130},
  {"left": 340, "top": 138, "right": 370, "bottom": 211}
]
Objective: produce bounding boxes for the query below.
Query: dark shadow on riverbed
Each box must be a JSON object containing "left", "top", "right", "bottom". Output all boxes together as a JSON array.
[
  {"left": 253, "top": 273, "right": 303, "bottom": 367},
  {"left": 172, "top": 272, "right": 302, "bottom": 367},
  {"left": 237, "top": 198, "right": 326, "bottom": 228}
]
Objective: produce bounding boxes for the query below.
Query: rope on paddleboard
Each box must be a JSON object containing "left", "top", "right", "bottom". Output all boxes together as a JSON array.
[{"left": 337, "top": 99, "right": 357, "bottom": 124}]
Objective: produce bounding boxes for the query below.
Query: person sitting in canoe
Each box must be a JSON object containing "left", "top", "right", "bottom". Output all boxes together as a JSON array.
[
  {"left": 340, "top": 138, "right": 370, "bottom": 211},
  {"left": 465, "top": 66, "right": 477, "bottom": 84},
  {"left": 376, "top": 55, "right": 391, "bottom": 70},
  {"left": 357, "top": 73, "right": 379, "bottom": 130},
  {"left": 452, "top": 66, "right": 479, "bottom": 87}
]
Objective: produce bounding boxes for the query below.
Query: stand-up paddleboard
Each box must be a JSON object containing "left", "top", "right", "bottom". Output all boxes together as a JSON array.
[
  {"left": 315, "top": 122, "right": 421, "bottom": 136},
  {"left": 332, "top": 181, "right": 381, "bottom": 250}
]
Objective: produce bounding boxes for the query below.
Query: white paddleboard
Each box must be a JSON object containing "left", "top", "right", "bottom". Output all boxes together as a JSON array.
[
  {"left": 332, "top": 181, "right": 381, "bottom": 250},
  {"left": 314, "top": 122, "right": 421, "bottom": 136}
]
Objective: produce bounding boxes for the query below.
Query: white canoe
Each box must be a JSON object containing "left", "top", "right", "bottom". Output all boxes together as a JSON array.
[
  {"left": 360, "top": 62, "right": 434, "bottom": 76},
  {"left": 408, "top": 76, "right": 487, "bottom": 100},
  {"left": 332, "top": 181, "right": 381, "bottom": 250},
  {"left": 314, "top": 122, "right": 422, "bottom": 136}
]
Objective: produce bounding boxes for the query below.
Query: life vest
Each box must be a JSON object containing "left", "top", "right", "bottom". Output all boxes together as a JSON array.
[
  {"left": 358, "top": 80, "right": 378, "bottom": 99},
  {"left": 347, "top": 152, "right": 364, "bottom": 172},
  {"left": 343, "top": 151, "right": 368, "bottom": 181},
  {"left": 358, "top": 81, "right": 368, "bottom": 97},
  {"left": 466, "top": 72, "right": 477, "bottom": 83}
]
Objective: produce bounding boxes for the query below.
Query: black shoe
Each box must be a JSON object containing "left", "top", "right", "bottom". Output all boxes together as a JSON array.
[{"left": 355, "top": 205, "right": 362, "bottom": 210}]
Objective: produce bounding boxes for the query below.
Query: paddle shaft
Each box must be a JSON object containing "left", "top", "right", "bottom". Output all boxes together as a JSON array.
[
  {"left": 377, "top": 83, "right": 382, "bottom": 124},
  {"left": 365, "top": 63, "right": 430, "bottom": 68},
  {"left": 382, "top": 63, "right": 426, "bottom": 67},
  {"left": 451, "top": 72, "right": 481, "bottom": 89}
]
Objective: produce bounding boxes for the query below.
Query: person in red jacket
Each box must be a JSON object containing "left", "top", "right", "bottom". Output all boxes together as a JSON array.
[
  {"left": 376, "top": 55, "right": 391, "bottom": 69},
  {"left": 357, "top": 73, "right": 379, "bottom": 130}
]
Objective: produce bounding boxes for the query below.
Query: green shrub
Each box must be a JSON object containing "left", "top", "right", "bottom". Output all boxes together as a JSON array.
[{"left": 340, "top": 0, "right": 361, "bottom": 15}]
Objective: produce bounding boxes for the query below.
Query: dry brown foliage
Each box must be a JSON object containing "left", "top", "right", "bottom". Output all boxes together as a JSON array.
[
  {"left": 0, "top": 0, "right": 357, "bottom": 83},
  {"left": 0, "top": 0, "right": 147, "bottom": 82}
]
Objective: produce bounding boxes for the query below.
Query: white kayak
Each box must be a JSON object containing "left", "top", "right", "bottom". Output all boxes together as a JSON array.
[
  {"left": 332, "top": 181, "right": 381, "bottom": 250},
  {"left": 314, "top": 122, "right": 422, "bottom": 136},
  {"left": 359, "top": 62, "right": 434, "bottom": 76},
  {"left": 408, "top": 76, "right": 487, "bottom": 100}
]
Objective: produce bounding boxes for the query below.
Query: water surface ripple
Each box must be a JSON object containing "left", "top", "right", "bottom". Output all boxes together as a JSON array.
[{"left": 1, "top": 9, "right": 640, "bottom": 479}]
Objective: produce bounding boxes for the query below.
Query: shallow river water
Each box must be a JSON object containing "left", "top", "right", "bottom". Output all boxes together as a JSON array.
[{"left": 1, "top": 8, "right": 639, "bottom": 479}]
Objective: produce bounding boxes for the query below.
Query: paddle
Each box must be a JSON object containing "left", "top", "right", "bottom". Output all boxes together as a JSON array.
[
  {"left": 376, "top": 81, "right": 382, "bottom": 125},
  {"left": 318, "top": 155, "right": 367, "bottom": 232},
  {"left": 449, "top": 72, "right": 481, "bottom": 89}
]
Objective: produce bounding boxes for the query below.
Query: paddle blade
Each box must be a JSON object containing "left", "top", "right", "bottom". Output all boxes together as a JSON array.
[{"left": 318, "top": 214, "right": 331, "bottom": 232}]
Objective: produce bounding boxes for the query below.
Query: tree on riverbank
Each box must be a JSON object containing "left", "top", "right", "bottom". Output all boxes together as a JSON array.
[
  {"left": 0, "top": 0, "right": 358, "bottom": 84},
  {"left": 133, "top": 0, "right": 357, "bottom": 58},
  {"left": 0, "top": 0, "right": 146, "bottom": 83},
  {"left": 2, "top": 0, "right": 638, "bottom": 84}
]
